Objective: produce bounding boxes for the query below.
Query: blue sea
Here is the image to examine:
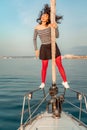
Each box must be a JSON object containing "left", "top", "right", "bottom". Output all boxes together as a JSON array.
[{"left": 0, "top": 58, "right": 87, "bottom": 130}]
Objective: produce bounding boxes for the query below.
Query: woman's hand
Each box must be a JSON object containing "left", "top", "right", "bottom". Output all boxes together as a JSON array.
[
  {"left": 35, "top": 50, "right": 39, "bottom": 59},
  {"left": 49, "top": 22, "right": 58, "bottom": 28}
]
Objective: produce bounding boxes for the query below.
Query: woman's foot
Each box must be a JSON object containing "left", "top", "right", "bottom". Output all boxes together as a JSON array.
[
  {"left": 39, "top": 83, "right": 45, "bottom": 89},
  {"left": 62, "top": 81, "right": 70, "bottom": 89}
]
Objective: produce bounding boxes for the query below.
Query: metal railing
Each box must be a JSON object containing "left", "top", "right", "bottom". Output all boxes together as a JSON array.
[
  {"left": 19, "top": 87, "right": 49, "bottom": 130},
  {"left": 18, "top": 87, "right": 87, "bottom": 130},
  {"left": 64, "top": 88, "right": 87, "bottom": 127}
]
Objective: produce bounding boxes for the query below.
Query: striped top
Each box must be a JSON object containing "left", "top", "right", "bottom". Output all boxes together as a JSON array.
[{"left": 33, "top": 27, "right": 59, "bottom": 50}]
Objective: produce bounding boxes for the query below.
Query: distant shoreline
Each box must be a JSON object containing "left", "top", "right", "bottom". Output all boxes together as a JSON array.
[
  {"left": 62, "top": 54, "right": 87, "bottom": 59},
  {"left": 0, "top": 56, "right": 35, "bottom": 59},
  {"left": 0, "top": 55, "right": 87, "bottom": 59}
]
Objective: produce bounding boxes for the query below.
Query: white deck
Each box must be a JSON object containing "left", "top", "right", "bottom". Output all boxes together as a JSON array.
[{"left": 23, "top": 111, "right": 87, "bottom": 130}]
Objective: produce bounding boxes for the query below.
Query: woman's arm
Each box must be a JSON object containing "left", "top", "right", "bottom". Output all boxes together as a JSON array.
[
  {"left": 33, "top": 29, "right": 39, "bottom": 58},
  {"left": 33, "top": 29, "right": 38, "bottom": 50},
  {"left": 55, "top": 27, "right": 59, "bottom": 38},
  {"left": 48, "top": 23, "right": 59, "bottom": 38}
]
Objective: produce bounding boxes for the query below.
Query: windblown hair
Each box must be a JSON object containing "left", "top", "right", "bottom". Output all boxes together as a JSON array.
[{"left": 36, "top": 4, "right": 63, "bottom": 25}]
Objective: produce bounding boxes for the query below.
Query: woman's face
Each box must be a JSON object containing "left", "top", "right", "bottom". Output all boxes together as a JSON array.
[{"left": 41, "top": 14, "right": 49, "bottom": 22}]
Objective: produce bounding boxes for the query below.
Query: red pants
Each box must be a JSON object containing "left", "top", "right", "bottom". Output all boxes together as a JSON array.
[{"left": 41, "top": 56, "right": 67, "bottom": 83}]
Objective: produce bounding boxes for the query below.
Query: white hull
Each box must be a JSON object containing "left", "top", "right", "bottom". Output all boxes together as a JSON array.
[{"left": 19, "top": 111, "right": 87, "bottom": 130}]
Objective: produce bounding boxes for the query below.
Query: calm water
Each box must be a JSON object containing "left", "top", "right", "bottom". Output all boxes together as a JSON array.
[{"left": 0, "top": 58, "right": 87, "bottom": 130}]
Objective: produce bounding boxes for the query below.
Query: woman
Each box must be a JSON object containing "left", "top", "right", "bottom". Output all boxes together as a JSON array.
[{"left": 33, "top": 4, "right": 70, "bottom": 89}]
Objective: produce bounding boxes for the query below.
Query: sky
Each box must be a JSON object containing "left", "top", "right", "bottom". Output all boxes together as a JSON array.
[{"left": 0, "top": 0, "right": 87, "bottom": 56}]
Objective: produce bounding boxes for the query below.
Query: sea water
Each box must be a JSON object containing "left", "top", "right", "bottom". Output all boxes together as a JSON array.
[{"left": 0, "top": 58, "right": 87, "bottom": 130}]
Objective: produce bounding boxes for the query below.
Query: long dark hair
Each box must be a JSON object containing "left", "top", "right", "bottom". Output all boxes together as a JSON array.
[{"left": 36, "top": 4, "right": 63, "bottom": 25}]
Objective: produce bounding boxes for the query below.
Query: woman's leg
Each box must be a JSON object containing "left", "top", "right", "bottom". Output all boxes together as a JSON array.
[
  {"left": 55, "top": 56, "right": 67, "bottom": 82},
  {"left": 41, "top": 60, "right": 49, "bottom": 83},
  {"left": 39, "top": 60, "right": 48, "bottom": 89},
  {"left": 55, "top": 56, "right": 70, "bottom": 88}
]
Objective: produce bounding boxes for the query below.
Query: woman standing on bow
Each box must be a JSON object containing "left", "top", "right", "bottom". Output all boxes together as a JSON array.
[{"left": 33, "top": 4, "right": 70, "bottom": 89}]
